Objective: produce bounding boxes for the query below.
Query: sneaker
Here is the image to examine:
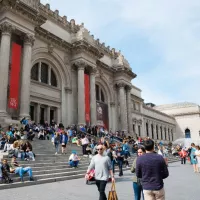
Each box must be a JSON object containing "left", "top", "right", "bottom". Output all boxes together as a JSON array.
[
  {"left": 55, "top": 152, "right": 57, "bottom": 155},
  {"left": 9, "top": 179, "right": 13, "bottom": 183},
  {"left": 20, "top": 177, "right": 24, "bottom": 182},
  {"left": 29, "top": 177, "right": 34, "bottom": 181}
]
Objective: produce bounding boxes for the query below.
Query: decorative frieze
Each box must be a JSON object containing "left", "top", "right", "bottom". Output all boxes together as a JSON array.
[{"left": 20, "top": 0, "right": 40, "bottom": 10}]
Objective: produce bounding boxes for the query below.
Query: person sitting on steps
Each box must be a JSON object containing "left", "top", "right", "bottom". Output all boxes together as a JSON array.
[
  {"left": 68, "top": 151, "right": 80, "bottom": 168},
  {"left": 10, "top": 156, "right": 34, "bottom": 182}
]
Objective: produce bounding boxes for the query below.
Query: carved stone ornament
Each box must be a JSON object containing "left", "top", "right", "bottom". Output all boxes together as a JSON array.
[
  {"left": 117, "top": 50, "right": 124, "bottom": 65},
  {"left": 48, "top": 44, "right": 54, "bottom": 54},
  {"left": 64, "top": 54, "right": 70, "bottom": 65},
  {"left": 24, "top": 34, "right": 35, "bottom": 46},
  {"left": 117, "top": 82, "right": 126, "bottom": 88},
  {"left": 73, "top": 60, "right": 87, "bottom": 69},
  {"left": 20, "top": 0, "right": 40, "bottom": 10},
  {"left": 90, "top": 68, "right": 97, "bottom": 75},
  {"left": 126, "top": 85, "right": 132, "bottom": 92},
  {"left": 0, "top": 22, "right": 14, "bottom": 35}
]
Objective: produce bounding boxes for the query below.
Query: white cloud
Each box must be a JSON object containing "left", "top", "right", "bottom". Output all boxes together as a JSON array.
[{"left": 41, "top": 0, "right": 200, "bottom": 105}]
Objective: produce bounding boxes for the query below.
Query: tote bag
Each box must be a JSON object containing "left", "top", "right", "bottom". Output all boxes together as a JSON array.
[{"left": 108, "top": 182, "right": 118, "bottom": 200}]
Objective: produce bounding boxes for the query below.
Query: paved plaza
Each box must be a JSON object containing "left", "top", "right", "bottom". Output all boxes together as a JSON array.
[{"left": 0, "top": 161, "right": 199, "bottom": 200}]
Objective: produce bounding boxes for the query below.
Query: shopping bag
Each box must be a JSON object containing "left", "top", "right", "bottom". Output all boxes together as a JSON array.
[{"left": 108, "top": 182, "right": 118, "bottom": 200}]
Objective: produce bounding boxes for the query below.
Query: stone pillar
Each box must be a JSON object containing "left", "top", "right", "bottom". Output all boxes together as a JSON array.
[
  {"left": 90, "top": 69, "right": 97, "bottom": 126},
  {"left": 126, "top": 86, "right": 133, "bottom": 136},
  {"left": 77, "top": 63, "right": 86, "bottom": 125},
  {"left": 0, "top": 22, "right": 13, "bottom": 117},
  {"left": 36, "top": 103, "right": 40, "bottom": 124},
  {"left": 38, "top": 62, "right": 41, "bottom": 82},
  {"left": 110, "top": 102, "right": 116, "bottom": 131},
  {"left": 47, "top": 106, "right": 50, "bottom": 124},
  {"left": 57, "top": 107, "right": 61, "bottom": 124},
  {"left": 19, "top": 34, "right": 34, "bottom": 119},
  {"left": 118, "top": 83, "right": 127, "bottom": 132},
  {"left": 65, "top": 87, "right": 72, "bottom": 126}
]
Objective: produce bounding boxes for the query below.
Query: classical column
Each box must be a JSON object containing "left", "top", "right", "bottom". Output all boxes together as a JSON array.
[
  {"left": 38, "top": 62, "right": 41, "bottom": 82},
  {"left": 57, "top": 107, "right": 61, "bottom": 124},
  {"left": 0, "top": 22, "right": 13, "bottom": 116},
  {"left": 19, "top": 34, "right": 35, "bottom": 119},
  {"left": 47, "top": 106, "right": 50, "bottom": 124},
  {"left": 65, "top": 87, "right": 72, "bottom": 126},
  {"left": 118, "top": 83, "right": 127, "bottom": 132},
  {"left": 77, "top": 62, "right": 86, "bottom": 125},
  {"left": 110, "top": 102, "right": 116, "bottom": 131},
  {"left": 126, "top": 86, "right": 133, "bottom": 136},
  {"left": 90, "top": 69, "right": 97, "bottom": 126},
  {"left": 36, "top": 103, "right": 40, "bottom": 124}
]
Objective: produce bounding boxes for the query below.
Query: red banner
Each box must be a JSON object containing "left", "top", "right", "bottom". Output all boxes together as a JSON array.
[
  {"left": 8, "top": 43, "right": 22, "bottom": 109},
  {"left": 84, "top": 74, "right": 90, "bottom": 124}
]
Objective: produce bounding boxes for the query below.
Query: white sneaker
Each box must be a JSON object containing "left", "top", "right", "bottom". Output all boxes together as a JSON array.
[{"left": 55, "top": 152, "right": 57, "bottom": 155}]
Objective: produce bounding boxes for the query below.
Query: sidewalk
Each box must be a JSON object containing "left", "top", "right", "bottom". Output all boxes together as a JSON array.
[{"left": 0, "top": 161, "right": 199, "bottom": 200}]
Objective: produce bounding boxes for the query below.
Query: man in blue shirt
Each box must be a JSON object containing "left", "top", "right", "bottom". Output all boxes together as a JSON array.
[{"left": 136, "top": 139, "right": 169, "bottom": 200}]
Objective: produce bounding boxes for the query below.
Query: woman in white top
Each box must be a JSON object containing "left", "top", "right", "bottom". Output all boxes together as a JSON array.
[{"left": 195, "top": 146, "right": 200, "bottom": 171}]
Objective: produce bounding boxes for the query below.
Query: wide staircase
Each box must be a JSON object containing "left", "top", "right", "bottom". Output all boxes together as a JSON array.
[{"left": 0, "top": 138, "right": 180, "bottom": 190}]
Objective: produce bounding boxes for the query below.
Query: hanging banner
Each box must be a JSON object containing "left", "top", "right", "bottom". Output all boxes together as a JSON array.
[
  {"left": 84, "top": 73, "right": 90, "bottom": 124},
  {"left": 96, "top": 102, "right": 109, "bottom": 130},
  {"left": 8, "top": 43, "right": 22, "bottom": 109}
]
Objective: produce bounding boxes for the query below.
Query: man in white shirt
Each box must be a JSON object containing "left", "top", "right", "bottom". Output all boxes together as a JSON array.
[{"left": 86, "top": 144, "right": 115, "bottom": 200}]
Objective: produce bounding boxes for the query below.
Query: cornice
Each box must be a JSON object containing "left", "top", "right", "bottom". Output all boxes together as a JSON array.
[
  {"left": 0, "top": 0, "right": 46, "bottom": 26},
  {"left": 172, "top": 112, "right": 200, "bottom": 117},
  {"left": 35, "top": 27, "right": 72, "bottom": 53},
  {"left": 115, "top": 67, "right": 137, "bottom": 79},
  {"left": 39, "top": 3, "right": 80, "bottom": 34},
  {"left": 72, "top": 40, "right": 104, "bottom": 60},
  {"left": 96, "top": 60, "right": 115, "bottom": 73},
  {"left": 143, "top": 105, "right": 175, "bottom": 120}
]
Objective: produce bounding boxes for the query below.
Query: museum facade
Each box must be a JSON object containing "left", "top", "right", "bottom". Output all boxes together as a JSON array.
[{"left": 0, "top": 0, "right": 176, "bottom": 141}]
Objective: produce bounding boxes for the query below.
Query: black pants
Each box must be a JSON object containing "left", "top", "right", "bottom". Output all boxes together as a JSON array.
[
  {"left": 82, "top": 144, "right": 88, "bottom": 155},
  {"left": 96, "top": 180, "right": 107, "bottom": 200},
  {"left": 181, "top": 157, "right": 186, "bottom": 164}
]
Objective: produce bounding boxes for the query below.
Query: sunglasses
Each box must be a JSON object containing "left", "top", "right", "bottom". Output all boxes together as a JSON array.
[{"left": 97, "top": 148, "right": 103, "bottom": 151}]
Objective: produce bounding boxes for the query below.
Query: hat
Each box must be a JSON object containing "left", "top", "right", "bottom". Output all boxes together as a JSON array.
[{"left": 72, "top": 151, "right": 77, "bottom": 154}]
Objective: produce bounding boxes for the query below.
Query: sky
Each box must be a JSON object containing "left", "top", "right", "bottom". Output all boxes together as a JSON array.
[{"left": 41, "top": 0, "right": 200, "bottom": 105}]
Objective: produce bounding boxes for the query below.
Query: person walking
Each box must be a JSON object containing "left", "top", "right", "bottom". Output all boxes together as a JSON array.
[
  {"left": 131, "top": 147, "right": 145, "bottom": 200},
  {"left": 190, "top": 143, "right": 198, "bottom": 173},
  {"left": 136, "top": 139, "right": 169, "bottom": 200},
  {"left": 86, "top": 144, "right": 115, "bottom": 200},
  {"left": 179, "top": 148, "right": 187, "bottom": 164}
]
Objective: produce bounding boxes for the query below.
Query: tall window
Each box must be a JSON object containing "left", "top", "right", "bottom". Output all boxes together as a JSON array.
[
  {"left": 96, "top": 84, "right": 105, "bottom": 103},
  {"left": 185, "top": 128, "right": 191, "bottom": 138},
  {"left": 151, "top": 124, "right": 154, "bottom": 139},
  {"left": 168, "top": 128, "right": 170, "bottom": 141},
  {"left": 138, "top": 125, "right": 141, "bottom": 137},
  {"left": 156, "top": 125, "right": 158, "bottom": 139},
  {"left": 31, "top": 63, "right": 39, "bottom": 81},
  {"left": 146, "top": 123, "right": 149, "bottom": 137},
  {"left": 160, "top": 127, "right": 163, "bottom": 140},
  {"left": 31, "top": 62, "right": 58, "bottom": 87},
  {"left": 164, "top": 128, "right": 167, "bottom": 140}
]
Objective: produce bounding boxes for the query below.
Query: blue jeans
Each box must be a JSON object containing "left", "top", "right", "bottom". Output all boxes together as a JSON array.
[
  {"left": 55, "top": 142, "right": 59, "bottom": 153},
  {"left": 69, "top": 160, "right": 79, "bottom": 167},
  {"left": 118, "top": 160, "right": 123, "bottom": 175},
  {"left": 15, "top": 167, "right": 33, "bottom": 178},
  {"left": 133, "top": 182, "right": 144, "bottom": 200}
]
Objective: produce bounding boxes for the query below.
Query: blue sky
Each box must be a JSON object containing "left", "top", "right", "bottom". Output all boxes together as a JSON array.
[{"left": 41, "top": 0, "right": 200, "bottom": 105}]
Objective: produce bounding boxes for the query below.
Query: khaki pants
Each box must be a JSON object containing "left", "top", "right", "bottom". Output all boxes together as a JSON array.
[{"left": 143, "top": 188, "right": 165, "bottom": 200}]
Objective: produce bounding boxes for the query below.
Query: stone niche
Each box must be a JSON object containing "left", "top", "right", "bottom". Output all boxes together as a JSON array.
[{"left": 20, "top": 0, "right": 40, "bottom": 9}]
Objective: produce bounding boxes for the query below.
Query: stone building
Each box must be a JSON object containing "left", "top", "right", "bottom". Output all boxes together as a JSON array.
[
  {"left": 155, "top": 102, "right": 200, "bottom": 141},
  {"left": 0, "top": 0, "right": 176, "bottom": 141}
]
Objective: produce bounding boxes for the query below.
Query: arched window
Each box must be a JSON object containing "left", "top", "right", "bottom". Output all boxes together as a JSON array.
[
  {"left": 185, "top": 128, "right": 191, "bottom": 138},
  {"left": 96, "top": 84, "right": 105, "bottom": 103},
  {"left": 146, "top": 123, "right": 149, "bottom": 137},
  {"left": 31, "top": 62, "right": 58, "bottom": 87}
]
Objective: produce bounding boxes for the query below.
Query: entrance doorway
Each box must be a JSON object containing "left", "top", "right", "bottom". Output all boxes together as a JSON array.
[
  {"left": 50, "top": 109, "right": 55, "bottom": 123},
  {"left": 30, "top": 105, "right": 35, "bottom": 121},
  {"left": 40, "top": 107, "right": 45, "bottom": 125}
]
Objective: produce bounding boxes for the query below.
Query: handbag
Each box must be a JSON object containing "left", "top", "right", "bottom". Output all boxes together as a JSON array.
[{"left": 108, "top": 182, "right": 118, "bottom": 200}]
